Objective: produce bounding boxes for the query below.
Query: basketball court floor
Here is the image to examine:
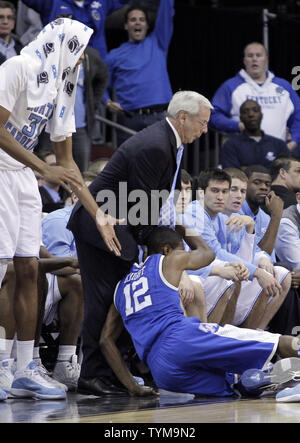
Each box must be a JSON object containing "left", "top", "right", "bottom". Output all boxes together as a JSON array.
[{"left": 1, "top": 390, "right": 300, "bottom": 424}]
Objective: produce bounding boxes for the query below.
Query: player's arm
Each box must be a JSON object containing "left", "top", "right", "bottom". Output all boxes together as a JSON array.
[
  {"left": 100, "top": 304, "right": 158, "bottom": 397},
  {"left": 53, "top": 137, "right": 123, "bottom": 256},
  {"left": 258, "top": 191, "right": 283, "bottom": 255},
  {"left": 163, "top": 225, "right": 215, "bottom": 288},
  {"left": 0, "top": 105, "right": 82, "bottom": 191},
  {"left": 38, "top": 246, "right": 79, "bottom": 275}
]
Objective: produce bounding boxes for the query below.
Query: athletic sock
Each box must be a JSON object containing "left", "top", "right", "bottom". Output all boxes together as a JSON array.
[
  {"left": 16, "top": 340, "right": 34, "bottom": 371},
  {"left": 57, "top": 345, "right": 77, "bottom": 362},
  {"left": 0, "top": 338, "right": 14, "bottom": 360}
]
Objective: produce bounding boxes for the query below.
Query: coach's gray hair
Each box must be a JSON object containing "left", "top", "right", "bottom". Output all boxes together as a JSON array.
[{"left": 167, "top": 91, "right": 213, "bottom": 118}]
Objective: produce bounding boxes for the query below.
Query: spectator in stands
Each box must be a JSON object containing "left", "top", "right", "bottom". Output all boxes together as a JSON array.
[
  {"left": 21, "top": 0, "right": 130, "bottom": 58},
  {"left": 210, "top": 42, "right": 300, "bottom": 150},
  {"left": 267, "top": 155, "right": 300, "bottom": 210},
  {"left": 15, "top": 1, "right": 42, "bottom": 46},
  {"left": 220, "top": 99, "right": 289, "bottom": 169},
  {"left": 104, "top": 0, "right": 174, "bottom": 146},
  {"left": 0, "top": 1, "right": 22, "bottom": 64}
]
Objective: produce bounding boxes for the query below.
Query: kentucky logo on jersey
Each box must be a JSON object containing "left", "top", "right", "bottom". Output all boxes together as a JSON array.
[
  {"left": 37, "top": 71, "right": 49, "bottom": 87},
  {"left": 43, "top": 42, "right": 55, "bottom": 58}
]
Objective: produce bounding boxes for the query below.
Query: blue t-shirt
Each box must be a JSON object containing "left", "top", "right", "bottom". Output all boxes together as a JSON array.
[
  {"left": 42, "top": 205, "right": 77, "bottom": 257},
  {"left": 103, "top": 0, "right": 174, "bottom": 109}
]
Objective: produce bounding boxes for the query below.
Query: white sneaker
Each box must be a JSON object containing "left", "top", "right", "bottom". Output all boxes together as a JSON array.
[
  {"left": 52, "top": 355, "right": 80, "bottom": 391},
  {"left": 10, "top": 360, "right": 66, "bottom": 400},
  {"left": 35, "top": 358, "right": 68, "bottom": 392},
  {"left": 0, "top": 359, "right": 14, "bottom": 394},
  {"left": 0, "top": 387, "right": 7, "bottom": 401},
  {"left": 276, "top": 383, "right": 300, "bottom": 402}
]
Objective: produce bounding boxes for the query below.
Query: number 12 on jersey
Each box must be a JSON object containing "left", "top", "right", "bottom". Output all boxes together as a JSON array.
[{"left": 123, "top": 276, "right": 152, "bottom": 317}]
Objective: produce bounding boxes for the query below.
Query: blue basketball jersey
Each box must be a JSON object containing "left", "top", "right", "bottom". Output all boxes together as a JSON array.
[{"left": 114, "top": 254, "right": 184, "bottom": 363}]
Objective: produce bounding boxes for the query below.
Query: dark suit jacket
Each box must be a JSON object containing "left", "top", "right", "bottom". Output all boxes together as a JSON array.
[{"left": 68, "top": 118, "right": 181, "bottom": 259}]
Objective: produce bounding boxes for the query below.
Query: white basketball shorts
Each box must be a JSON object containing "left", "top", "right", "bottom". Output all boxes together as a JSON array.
[
  {"left": 0, "top": 168, "right": 42, "bottom": 259},
  {"left": 233, "top": 265, "right": 290, "bottom": 326},
  {"left": 189, "top": 274, "right": 235, "bottom": 315}
]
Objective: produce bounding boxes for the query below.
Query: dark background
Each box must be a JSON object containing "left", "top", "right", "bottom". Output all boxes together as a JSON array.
[{"left": 106, "top": 0, "right": 300, "bottom": 103}]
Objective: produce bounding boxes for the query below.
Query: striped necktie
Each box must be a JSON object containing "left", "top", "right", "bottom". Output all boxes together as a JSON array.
[{"left": 158, "top": 144, "right": 184, "bottom": 229}]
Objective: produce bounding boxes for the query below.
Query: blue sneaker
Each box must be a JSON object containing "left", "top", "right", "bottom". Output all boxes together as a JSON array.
[
  {"left": 239, "top": 357, "right": 300, "bottom": 396},
  {"left": 10, "top": 361, "right": 66, "bottom": 400},
  {"left": 276, "top": 383, "right": 300, "bottom": 403},
  {"left": 0, "top": 387, "right": 7, "bottom": 401}
]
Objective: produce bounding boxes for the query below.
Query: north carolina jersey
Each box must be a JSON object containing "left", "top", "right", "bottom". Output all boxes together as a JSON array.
[
  {"left": 0, "top": 56, "right": 54, "bottom": 170},
  {"left": 114, "top": 254, "right": 183, "bottom": 363}
]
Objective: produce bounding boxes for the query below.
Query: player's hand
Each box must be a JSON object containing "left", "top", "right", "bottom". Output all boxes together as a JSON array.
[
  {"left": 254, "top": 268, "right": 282, "bottom": 297},
  {"left": 226, "top": 214, "right": 255, "bottom": 233},
  {"left": 238, "top": 121, "right": 245, "bottom": 132},
  {"left": 178, "top": 274, "right": 195, "bottom": 305},
  {"left": 96, "top": 208, "right": 125, "bottom": 256},
  {"left": 265, "top": 191, "right": 283, "bottom": 216},
  {"left": 291, "top": 270, "right": 300, "bottom": 289},
  {"left": 106, "top": 99, "right": 123, "bottom": 113},
  {"left": 258, "top": 256, "right": 275, "bottom": 276},
  {"left": 129, "top": 384, "right": 159, "bottom": 397},
  {"left": 228, "top": 262, "right": 250, "bottom": 281},
  {"left": 42, "top": 164, "right": 83, "bottom": 193}
]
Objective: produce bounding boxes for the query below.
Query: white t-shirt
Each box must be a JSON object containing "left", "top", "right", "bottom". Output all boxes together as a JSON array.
[{"left": 0, "top": 56, "right": 54, "bottom": 170}]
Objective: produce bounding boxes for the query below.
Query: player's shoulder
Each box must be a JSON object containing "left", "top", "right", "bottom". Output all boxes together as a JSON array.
[
  {"left": 1, "top": 55, "right": 26, "bottom": 72},
  {"left": 0, "top": 55, "right": 28, "bottom": 85}
]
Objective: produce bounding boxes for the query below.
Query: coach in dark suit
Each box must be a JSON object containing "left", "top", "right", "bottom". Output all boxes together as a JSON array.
[{"left": 67, "top": 91, "right": 213, "bottom": 396}]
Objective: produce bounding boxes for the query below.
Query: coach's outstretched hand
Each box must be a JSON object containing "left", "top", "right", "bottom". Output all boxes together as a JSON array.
[{"left": 96, "top": 208, "right": 125, "bottom": 256}]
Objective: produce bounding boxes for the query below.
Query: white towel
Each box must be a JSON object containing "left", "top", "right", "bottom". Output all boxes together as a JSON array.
[{"left": 20, "top": 17, "right": 93, "bottom": 141}]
